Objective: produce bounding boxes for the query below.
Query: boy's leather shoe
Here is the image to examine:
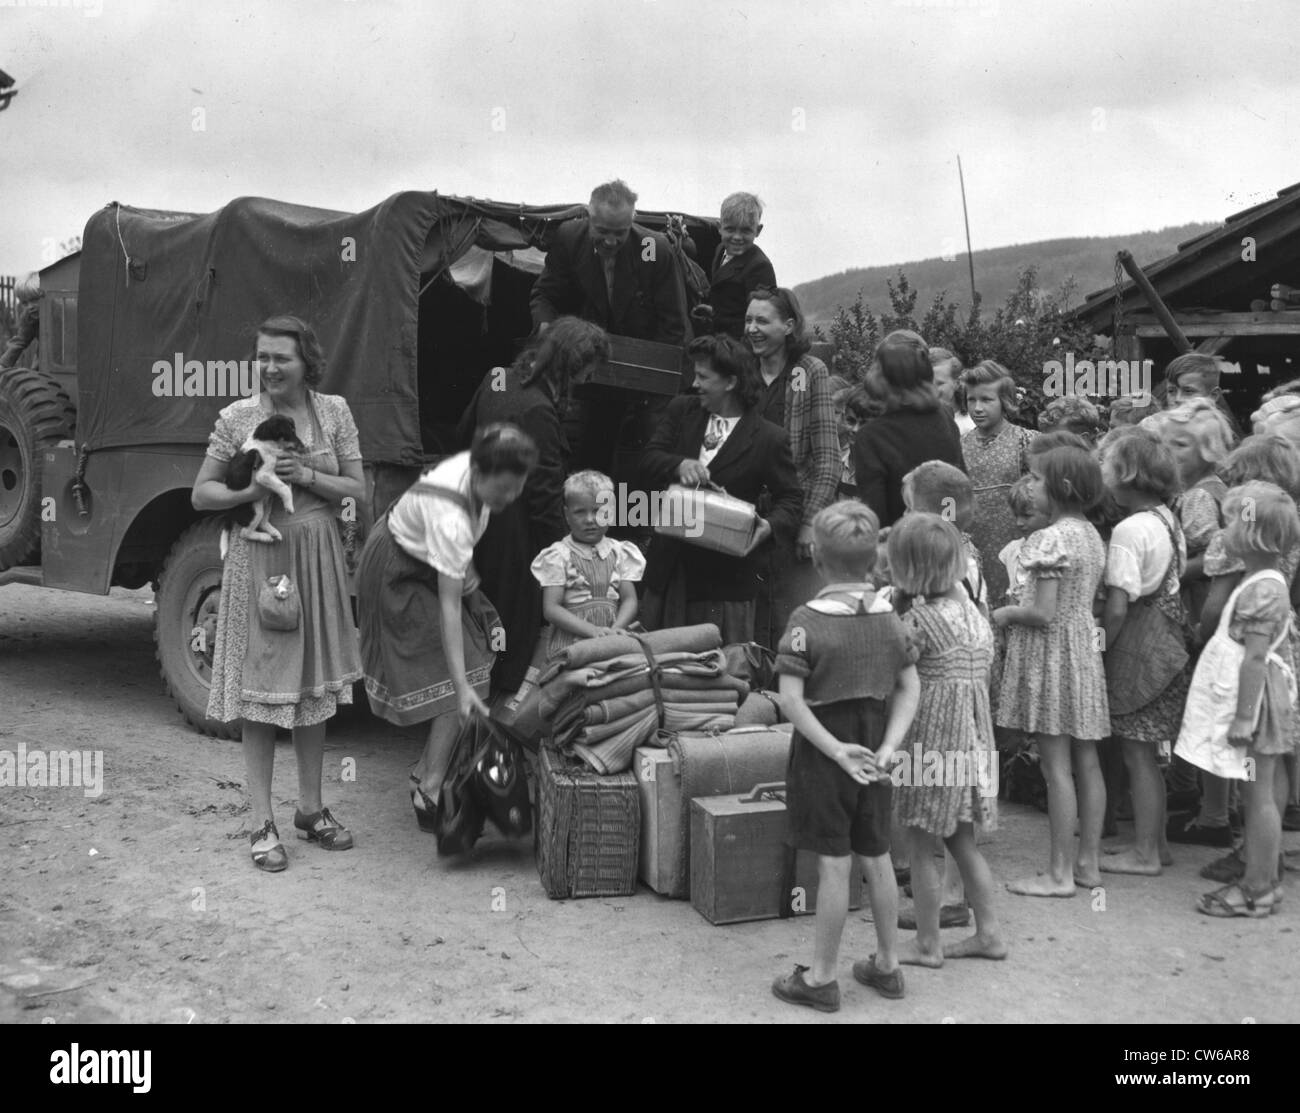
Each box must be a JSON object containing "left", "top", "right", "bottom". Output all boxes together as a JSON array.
[
  {"left": 853, "top": 955, "right": 905, "bottom": 999},
  {"left": 1166, "top": 816, "right": 1232, "bottom": 847},
  {"left": 771, "top": 965, "right": 840, "bottom": 1013}
]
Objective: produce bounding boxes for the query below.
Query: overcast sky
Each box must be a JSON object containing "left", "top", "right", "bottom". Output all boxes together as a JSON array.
[{"left": 3, "top": 0, "right": 1298, "bottom": 286}]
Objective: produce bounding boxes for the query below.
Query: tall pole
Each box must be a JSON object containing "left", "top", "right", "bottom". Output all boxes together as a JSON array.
[{"left": 957, "top": 154, "right": 976, "bottom": 306}]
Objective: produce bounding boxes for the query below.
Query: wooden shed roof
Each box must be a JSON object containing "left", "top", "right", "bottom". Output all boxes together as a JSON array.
[{"left": 1071, "top": 182, "right": 1300, "bottom": 331}]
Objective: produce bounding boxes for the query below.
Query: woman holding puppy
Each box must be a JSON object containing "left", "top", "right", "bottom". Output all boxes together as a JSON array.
[{"left": 191, "top": 315, "right": 365, "bottom": 873}]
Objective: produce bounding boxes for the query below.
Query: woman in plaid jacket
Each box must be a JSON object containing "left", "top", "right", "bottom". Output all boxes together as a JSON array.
[{"left": 744, "top": 286, "right": 841, "bottom": 649}]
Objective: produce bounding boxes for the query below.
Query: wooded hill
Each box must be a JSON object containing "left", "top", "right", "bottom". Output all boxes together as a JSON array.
[{"left": 794, "top": 222, "right": 1217, "bottom": 326}]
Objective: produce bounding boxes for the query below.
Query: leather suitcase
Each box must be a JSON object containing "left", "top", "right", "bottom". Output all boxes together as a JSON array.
[
  {"left": 635, "top": 725, "right": 792, "bottom": 898},
  {"left": 690, "top": 782, "right": 863, "bottom": 925}
]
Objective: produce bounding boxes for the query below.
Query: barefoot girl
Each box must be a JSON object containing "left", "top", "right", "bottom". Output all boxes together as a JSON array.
[
  {"left": 1099, "top": 431, "right": 1188, "bottom": 877},
  {"left": 994, "top": 446, "right": 1110, "bottom": 896},
  {"left": 887, "top": 514, "right": 1007, "bottom": 962}
]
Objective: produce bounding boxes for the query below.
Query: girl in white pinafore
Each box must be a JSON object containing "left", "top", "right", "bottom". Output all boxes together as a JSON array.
[{"left": 1175, "top": 482, "right": 1300, "bottom": 918}]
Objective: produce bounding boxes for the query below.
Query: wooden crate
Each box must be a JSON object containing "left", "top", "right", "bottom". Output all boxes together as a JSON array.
[
  {"left": 690, "top": 785, "right": 862, "bottom": 925},
  {"left": 581, "top": 334, "right": 685, "bottom": 397},
  {"left": 536, "top": 746, "right": 640, "bottom": 899}
]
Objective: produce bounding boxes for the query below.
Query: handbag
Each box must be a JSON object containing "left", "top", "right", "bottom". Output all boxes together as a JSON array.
[
  {"left": 1104, "top": 510, "right": 1190, "bottom": 716},
  {"left": 434, "top": 714, "right": 488, "bottom": 856},
  {"left": 473, "top": 717, "right": 533, "bottom": 838},
  {"left": 722, "top": 641, "right": 777, "bottom": 690},
  {"left": 436, "top": 712, "right": 533, "bottom": 854},
  {"left": 256, "top": 574, "right": 301, "bottom": 632}
]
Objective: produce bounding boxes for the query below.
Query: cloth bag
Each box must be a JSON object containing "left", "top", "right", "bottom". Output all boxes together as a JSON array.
[
  {"left": 257, "top": 574, "right": 300, "bottom": 632},
  {"left": 1104, "top": 510, "right": 1189, "bottom": 715}
]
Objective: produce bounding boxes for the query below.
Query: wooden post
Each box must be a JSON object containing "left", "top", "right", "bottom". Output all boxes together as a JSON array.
[{"left": 1117, "top": 250, "right": 1193, "bottom": 354}]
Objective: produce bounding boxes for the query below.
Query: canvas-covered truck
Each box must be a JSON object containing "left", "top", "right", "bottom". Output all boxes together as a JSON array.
[{"left": 0, "top": 193, "right": 719, "bottom": 737}]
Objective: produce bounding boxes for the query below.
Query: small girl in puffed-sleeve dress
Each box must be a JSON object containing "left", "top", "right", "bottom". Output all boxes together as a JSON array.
[{"left": 531, "top": 470, "right": 645, "bottom": 659}]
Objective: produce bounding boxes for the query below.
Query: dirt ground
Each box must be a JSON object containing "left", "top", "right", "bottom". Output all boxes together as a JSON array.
[{"left": 1, "top": 583, "right": 1297, "bottom": 1025}]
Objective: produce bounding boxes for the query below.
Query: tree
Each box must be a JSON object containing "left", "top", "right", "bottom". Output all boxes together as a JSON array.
[{"left": 823, "top": 264, "right": 1105, "bottom": 427}]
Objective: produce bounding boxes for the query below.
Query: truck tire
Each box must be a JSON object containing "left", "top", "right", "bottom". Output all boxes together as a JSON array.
[
  {"left": 0, "top": 367, "right": 76, "bottom": 569},
  {"left": 154, "top": 517, "right": 240, "bottom": 740}
]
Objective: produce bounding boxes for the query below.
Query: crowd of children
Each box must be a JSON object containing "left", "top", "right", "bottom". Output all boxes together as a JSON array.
[{"left": 769, "top": 347, "right": 1300, "bottom": 1012}]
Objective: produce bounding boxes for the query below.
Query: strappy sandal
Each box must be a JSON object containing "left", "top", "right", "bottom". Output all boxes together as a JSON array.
[
  {"left": 249, "top": 819, "right": 287, "bottom": 873},
  {"left": 410, "top": 775, "right": 440, "bottom": 834},
  {"left": 1196, "top": 882, "right": 1275, "bottom": 919},
  {"left": 293, "top": 806, "right": 354, "bottom": 851}
]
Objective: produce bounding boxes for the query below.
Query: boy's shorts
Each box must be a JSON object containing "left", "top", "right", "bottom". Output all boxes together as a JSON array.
[{"left": 786, "top": 697, "right": 891, "bottom": 858}]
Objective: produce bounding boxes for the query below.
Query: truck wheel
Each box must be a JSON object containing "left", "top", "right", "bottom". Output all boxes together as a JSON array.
[
  {"left": 0, "top": 367, "right": 76, "bottom": 570},
  {"left": 154, "top": 517, "right": 240, "bottom": 740}
]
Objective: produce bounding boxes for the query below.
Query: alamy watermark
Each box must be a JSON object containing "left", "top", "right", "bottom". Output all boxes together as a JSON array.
[
  {"left": 885, "top": 744, "right": 998, "bottom": 798},
  {"left": 595, "top": 484, "right": 704, "bottom": 536},
  {"left": 1042, "top": 352, "right": 1153, "bottom": 402},
  {"left": 0, "top": 742, "right": 104, "bottom": 798},
  {"left": 152, "top": 353, "right": 260, "bottom": 398}
]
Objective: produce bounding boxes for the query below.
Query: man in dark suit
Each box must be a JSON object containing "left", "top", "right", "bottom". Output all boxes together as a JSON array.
[
  {"left": 530, "top": 180, "right": 689, "bottom": 344},
  {"left": 531, "top": 180, "right": 690, "bottom": 475}
]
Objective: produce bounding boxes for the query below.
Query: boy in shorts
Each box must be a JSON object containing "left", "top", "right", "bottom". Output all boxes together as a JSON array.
[{"left": 771, "top": 501, "right": 921, "bottom": 1012}]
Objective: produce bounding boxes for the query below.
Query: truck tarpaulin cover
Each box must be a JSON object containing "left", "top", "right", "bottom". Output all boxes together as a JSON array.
[{"left": 75, "top": 193, "right": 601, "bottom": 465}]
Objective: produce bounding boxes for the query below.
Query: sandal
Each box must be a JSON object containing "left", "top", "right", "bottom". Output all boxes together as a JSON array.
[
  {"left": 249, "top": 819, "right": 287, "bottom": 873},
  {"left": 1196, "top": 882, "right": 1275, "bottom": 919},
  {"left": 293, "top": 806, "right": 354, "bottom": 851},
  {"left": 410, "top": 776, "right": 439, "bottom": 834}
]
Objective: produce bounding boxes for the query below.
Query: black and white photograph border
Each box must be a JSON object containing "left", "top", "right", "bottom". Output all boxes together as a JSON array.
[{"left": 1, "top": 0, "right": 1297, "bottom": 1040}]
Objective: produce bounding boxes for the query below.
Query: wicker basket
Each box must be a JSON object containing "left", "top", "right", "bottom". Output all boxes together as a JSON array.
[{"left": 536, "top": 745, "right": 640, "bottom": 899}]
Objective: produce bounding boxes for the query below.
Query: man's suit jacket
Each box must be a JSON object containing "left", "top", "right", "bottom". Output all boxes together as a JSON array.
[
  {"left": 707, "top": 244, "right": 776, "bottom": 339},
  {"left": 530, "top": 218, "right": 689, "bottom": 344},
  {"left": 640, "top": 394, "right": 803, "bottom": 602}
]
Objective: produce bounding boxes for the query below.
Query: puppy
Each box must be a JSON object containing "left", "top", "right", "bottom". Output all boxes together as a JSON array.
[{"left": 224, "top": 415, "right": 307, "bottom": 547}]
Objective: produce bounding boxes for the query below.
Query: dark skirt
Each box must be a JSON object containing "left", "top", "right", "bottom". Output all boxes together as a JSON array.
[
  {"left": 474, "top": 501, "right": 542, "bottom": 694},
  {"left": 356, "top": 515, "right": 501, "bottom": 726}
]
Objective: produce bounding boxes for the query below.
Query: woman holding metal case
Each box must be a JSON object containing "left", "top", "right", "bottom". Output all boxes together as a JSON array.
[{"left": 639, "top": 333, "right": 802, "bottom": 645}]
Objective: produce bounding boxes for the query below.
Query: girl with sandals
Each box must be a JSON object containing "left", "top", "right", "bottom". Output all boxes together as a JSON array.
[{"left": 1176, "top": 482, "right": 1299, "bottom": 917}]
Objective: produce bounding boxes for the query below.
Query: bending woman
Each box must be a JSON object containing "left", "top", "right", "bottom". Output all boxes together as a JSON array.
[{"left": 357, "top": 424, "right": 536, "bottom": 832}]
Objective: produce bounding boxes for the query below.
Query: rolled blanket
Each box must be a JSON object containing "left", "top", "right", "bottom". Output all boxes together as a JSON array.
[
  {"left": 582, "top": 699, "right": 739, "bottom": 742},
  {"left": 538, "top": 623, "right": 722, "bottom": 685},
  {"left": 583, "top": 668, "right": 750, "bottom": 703},
  {"left": 572, "top": 706, "right": 738, "bottom": 774},
  {"left": 583, "top": 687, "right": 743, "bottom": 726}
]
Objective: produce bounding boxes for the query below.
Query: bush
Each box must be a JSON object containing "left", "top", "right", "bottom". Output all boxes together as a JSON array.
[{"left": 822, "top": 265, "right": 1107, "bottom": 428}]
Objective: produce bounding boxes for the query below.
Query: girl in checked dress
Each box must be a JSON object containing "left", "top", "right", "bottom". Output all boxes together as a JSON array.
[
  {"left": 995, "top": 445, "right": 1110, "bottom": 897},
  {"left": 888, "top": 514, "right": 1006, "bottom": 964}
]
